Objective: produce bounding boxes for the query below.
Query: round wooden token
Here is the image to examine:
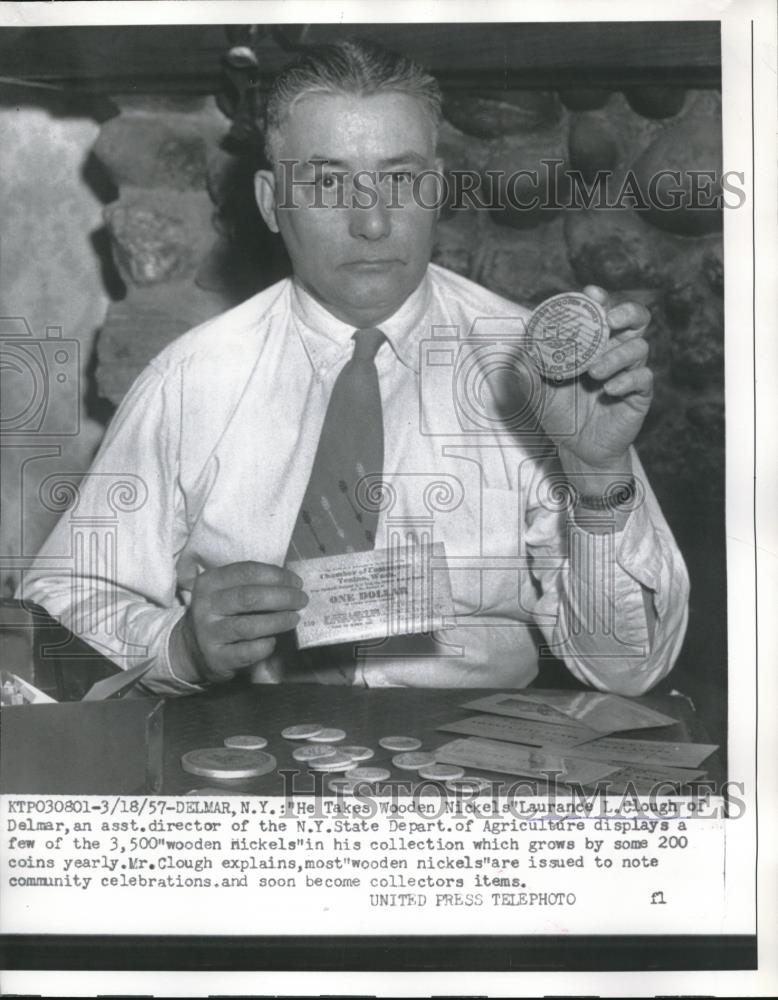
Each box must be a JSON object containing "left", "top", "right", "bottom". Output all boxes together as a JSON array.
[
  {"left": 185, "top": 787, "right": 245, "bottom": 796},
  {"left": 392, "top": 751, "right": 436, "bottom": 771},
  {"left": 307, "top": 751, "right": 358, "bottom": 772},
  {"left": 307, "top": 727, "right": 347, "bottom": 743},
  {"left": 347, "top": 767, "right": 391, "bottom": 783},
  {"left": 418, "top": 763, "right": 466, "bottom": 781},
  {"left": 292, "top": 744, "right": 339, "bottom": 762},
  {"left": 379, "top": 735, "right": 422, "bottom": 751},
  {"left": 445, "top": 775, "right": 492, "bottom": 794},
  {"left": 181, "top": 747, "right": 276, "bottom": 780},
  {"left": 281, "top": 723, "right": 323, "bottom": 739},
  {"left": 527, "top": 292, "right": 608, "bottom": 381},
  {"left": 224, "top": 734, "right": 268, "bottom": 750}
]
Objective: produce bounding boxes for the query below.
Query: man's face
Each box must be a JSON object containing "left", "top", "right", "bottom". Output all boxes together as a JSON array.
[{"left": 255, "top": 91, "right": 442, "bottom": 328}]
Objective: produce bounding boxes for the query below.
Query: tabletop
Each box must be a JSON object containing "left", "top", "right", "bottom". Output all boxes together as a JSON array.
[{"left": 162, "top": 682, "right": 723, "bottom": 796}]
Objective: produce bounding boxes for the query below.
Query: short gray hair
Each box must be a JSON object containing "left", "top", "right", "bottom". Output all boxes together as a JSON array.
[{"left": 263, "top": 38, "right": 443, "bottom": 164}]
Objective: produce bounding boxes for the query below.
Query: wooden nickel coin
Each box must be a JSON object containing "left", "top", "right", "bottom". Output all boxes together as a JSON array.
[
  {"left": 527, "top": 292, "right": 608, "bottom": 381},
  {"left": 181, "top": 747, "right": 276, "bottom": 780}
]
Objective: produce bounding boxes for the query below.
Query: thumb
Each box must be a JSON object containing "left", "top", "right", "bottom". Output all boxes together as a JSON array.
[{"left": 582, "top": 284, "right": 610, "bottom": 308}]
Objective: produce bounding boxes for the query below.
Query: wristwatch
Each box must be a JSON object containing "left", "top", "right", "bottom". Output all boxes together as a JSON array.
[{"left": 573, "top": 476, "right": 638, "bottom": 512}]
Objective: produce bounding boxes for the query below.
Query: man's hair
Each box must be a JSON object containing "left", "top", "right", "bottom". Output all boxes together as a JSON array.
[{"left": 263, "top": 38, "right": 443, "bottom": 164}]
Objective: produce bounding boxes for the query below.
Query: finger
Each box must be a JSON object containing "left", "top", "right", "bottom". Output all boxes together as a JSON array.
[
  {"left": 211, "top": 583, "right": 309, "bottom": 616},
  {"left": 250, "top": 653, "right": 285, "bottom": 684},
  {"left": 206, "top": 561, "right": 303, "bottom": 592},
  {"left": 588, "top": 339, "right": 649, "bottom": 380},
  {"left": 582, "top": 284, "right": 610, "bottom": 307},
  {"left": 214, "top": 609, "right": 301, "bottom": 643},
  {"left": 220, "top": 636, "right": 277, "bottom": 670},
  {"left": 605, "top": 301, "right": 651, "bottom": 336},
  {"left": 602, "top": 366, "right": 654, "bottom": 398},
  {"left": 193, "top": 657, "right": 237, "bottom": 685},
  {"left": 200, "top": 666, "right": 238, "bottom": 685}
]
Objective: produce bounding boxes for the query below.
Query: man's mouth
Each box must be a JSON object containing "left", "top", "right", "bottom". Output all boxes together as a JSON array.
[{"left": 341, "top": 258, "right": 404, "bottom": 269}]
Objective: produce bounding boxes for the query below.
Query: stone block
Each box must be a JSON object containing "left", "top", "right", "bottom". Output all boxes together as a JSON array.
[
  {"left": 568, "top": 114, "right": 620, "bottom": 181},
  {"left": 664, "top": 238, "right": 724, "bottom": 388},
  {"left": 558, "top": 88, "right": 611, "bottom": 111},
  {"left": 436, "top": 120, "right": 488, "bottom": 217},
  {"left": 93, "top": 107, "right": 226, "bottom": 191},
  {"left": 96, "top": 282, "right": 232, "bottom": 404},
  {"left": 486, "top": 129, "right": 569, "bottom": 229},
  {"left": 564, "top": 208, "right": 681, "bottom": 289},
  {"left": 443, "top": 90, "right": 560, "bottom": 138},
  {"left": 474, "top": 216, "right": 577, "bottom": 305},
  {"left": 624, "top": 86, "right": 687, "bottom": 119},
  {"left": 631, "top": 94, "right": 722, "bottom": 235},
  {"left": 431, "top": 212, "right": 481, "bottom": 279},
  {"left": 103, "top": 188, "right": 214, "bottom": 287}
]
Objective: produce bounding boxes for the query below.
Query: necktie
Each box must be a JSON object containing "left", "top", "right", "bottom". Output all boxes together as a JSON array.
[
  {"left": 287, "top": 328, "right": 385, "bottom": 561},
  {"left": 283, "top": 328, "right": 386, "bottom": 683}
]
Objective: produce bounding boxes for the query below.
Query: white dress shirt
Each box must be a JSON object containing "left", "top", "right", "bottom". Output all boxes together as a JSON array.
[{"left": 20, "top": 264, "right": 689, "bottom": 696}]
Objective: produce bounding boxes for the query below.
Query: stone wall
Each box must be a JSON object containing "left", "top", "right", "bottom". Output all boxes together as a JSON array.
[
  {"left": 92, "top": 85, "right": 724, "bottom": 516},
  {"left": 0, "top": 104, "right": 110, "bottom": 592}
]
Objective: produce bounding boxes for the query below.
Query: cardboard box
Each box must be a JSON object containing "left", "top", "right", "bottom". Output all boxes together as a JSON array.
[{"left": 0, "top": 698, "right": 163, "bottom": 794}]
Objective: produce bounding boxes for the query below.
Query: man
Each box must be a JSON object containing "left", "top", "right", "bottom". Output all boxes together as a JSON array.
[{"left": 21, "top": 39, "right": 689, "bottom": 696}]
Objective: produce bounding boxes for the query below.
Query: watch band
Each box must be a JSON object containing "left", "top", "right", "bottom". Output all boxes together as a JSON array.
[{"left": 573, "top": 477, "right": 637, "bottom": 511}]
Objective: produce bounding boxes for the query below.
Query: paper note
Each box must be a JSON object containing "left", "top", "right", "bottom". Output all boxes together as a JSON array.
[
  {"left": 434, "top": 737, "right": 619, "bottom": 784},
  {"left": 290, "top": 542, "right": 455, "bottom": 649},
  {"left": 551, "top": 736, "right": 719, "bottom": 768},
  {"left": 438, "top": 713, "right": 601, "bottom": 748},
  {"left": 600, "top": 764, "right": 708, "bottom": 793},
  {"left": 504, "top": 689, "right": 678, "bottom": 734},
  {"left": 463, "top": 693, "right": 588, "bottom": 726}
]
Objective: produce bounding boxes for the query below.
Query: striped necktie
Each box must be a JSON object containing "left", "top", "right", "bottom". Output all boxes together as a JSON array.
[
  {"left": 287, "top": 327, "right": 385, "bottom": 562},
  {"left": 283, "top": 328, "right": 386, "bottom": 684}
]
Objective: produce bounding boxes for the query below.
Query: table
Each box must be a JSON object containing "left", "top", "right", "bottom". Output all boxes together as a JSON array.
[
  {"left": 162, "top": 682, "right": 723, "bottom": 796},
  {"left": 0, "top": 601, "right": 725, "bottom": 795}
]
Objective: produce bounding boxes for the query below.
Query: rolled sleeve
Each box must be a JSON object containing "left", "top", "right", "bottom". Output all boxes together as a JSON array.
[
  {"left": 525, "top": 448, "right": 690, "bottom": 695},
  {"left": 18, "top": 361, "right": 199, "bottom": 696}
]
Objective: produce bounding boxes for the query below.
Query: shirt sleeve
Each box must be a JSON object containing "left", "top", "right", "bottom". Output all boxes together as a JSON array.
[
  {"left": 17, "top": 360, "right": 204, "bottom": 697},
  {"left": 523, "top": 447, "right": 690, "bottom": 695}
]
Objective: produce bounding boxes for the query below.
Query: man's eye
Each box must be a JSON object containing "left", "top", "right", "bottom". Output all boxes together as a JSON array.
[
  {"left": 388, "top": 172, "right": 415, "bottom": 185},
  {"left": 318, "top": 174, "right": 343, "bottom": 189}
]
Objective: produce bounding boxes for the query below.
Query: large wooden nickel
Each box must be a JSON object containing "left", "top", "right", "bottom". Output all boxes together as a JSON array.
[
  {"left": 181, "top": 747, "right": 276, "bottom": 780},
  {"left": 527, "top": 292, "right": 608, "bottom": 381}
]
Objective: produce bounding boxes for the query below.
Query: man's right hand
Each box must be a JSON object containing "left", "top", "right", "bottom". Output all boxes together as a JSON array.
[{"left": 172, "top": 561, "right": 308, "bottom": 685}]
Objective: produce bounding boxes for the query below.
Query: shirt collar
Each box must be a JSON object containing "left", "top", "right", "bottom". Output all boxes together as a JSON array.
[{"left": 290, "top": 271, "right": 431, "bottom": 377}]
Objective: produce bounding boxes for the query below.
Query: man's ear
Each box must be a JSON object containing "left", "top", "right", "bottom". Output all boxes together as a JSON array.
[
  {"left": 433, "top": 157, "right": 446, "bottom": 219},
  {"left": 254, "top": 170, "right": 279, "bottom": 234}
]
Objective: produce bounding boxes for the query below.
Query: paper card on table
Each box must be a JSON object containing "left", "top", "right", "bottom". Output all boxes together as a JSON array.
[
  {"left": 290, "top": 542, "right": 455, "bottom": 649},
  {"left": 462, "top": 693, "right": 575, "bottom": 725},
  {"left": 81, "top": 662, "right": 153, "bottom": 701},
  {"left": 600, "top": 764, "right": 707, "bottom": 794},
  {"left": 438, "top": 713, "right": 600, "bottom": 748},
  {"left": 472, "top": 690, "right": 678, "bottom": 735},
  {"left": 434, "top": 737, "right": 619, "bottom": 784},
  {"left": 549, "top": 736, "right": 718, "bottom": 768}
]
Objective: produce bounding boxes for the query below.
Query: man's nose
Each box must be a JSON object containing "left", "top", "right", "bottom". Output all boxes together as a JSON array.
[{"left": 348, "top": 199, "right": 391, "bottom": 240}]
